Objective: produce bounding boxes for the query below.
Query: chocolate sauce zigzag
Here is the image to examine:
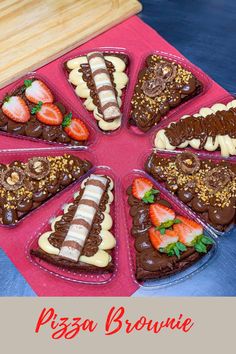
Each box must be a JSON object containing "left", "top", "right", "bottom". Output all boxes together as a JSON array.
[
  {"left": 155, "top": 99, "right": 236, "bottom": 157},
  {"left": 126, "top": 184, "right": 212, "bottom": 281},
  {"left": 30, "top": 174, "right": 116, "bottom": 272},
  {"left": 66, "top": 52, "right": 129, "bottom": 131},
  {"left": 130, "top": 55, "right": 202, "bottom": 132},
  {"left": 145, "top": 152, "right": 236, "bottom": 232},
  {"left": 0, "top": 154, "right": 92, "bottom": 226}
]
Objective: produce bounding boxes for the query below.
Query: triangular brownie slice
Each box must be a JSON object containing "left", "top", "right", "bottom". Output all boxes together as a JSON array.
[
  {"left": 126, "top": 176, "right": 214, "bottom": 281},
  {"left": 0, "top": 78, "right": 90, "bottom": 146},
  {"left": 30, "top": 174, "right": 116, "bottom": 273},
  {"left": 0, "top": 154, "right": 92, "bottom": 226},
  {"left": 145, "top": 151, "right": 236, "bottom": 232},
  {"left": 65, "top": 51, "right": 129, "bottom": 132},
  {"left": 130, "top": 55, "right": 202, "bottom": 132}
]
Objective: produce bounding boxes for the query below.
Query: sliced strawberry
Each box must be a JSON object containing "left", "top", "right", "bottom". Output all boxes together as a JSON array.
[
  {"left": 149, "top": 227, "right": 179, "bottom": 250},
  {"left": 173, "top": 216, "right": 203, "bottom": 246},
  {"left": 132, "top": 178, "right": 153, "bottom": 200},
  {"left": 149, "top": 203, "right": 175, "bottom": 227},
  {"left": 24, "top": 80, "right": 53, "bottom": 104},
  {"left": 62, "top": 113, "right": 89, "bottom": 141},
  {"left": 32, "top": 102, "right": 63, "bottom": 125},
  {"left": 2, "top": 96, "right": 30, "bottom": 123}
]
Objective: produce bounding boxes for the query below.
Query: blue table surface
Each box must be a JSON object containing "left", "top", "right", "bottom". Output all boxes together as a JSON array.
[{"left": 1, "top": 0, "right": 236, "bottom": 296}]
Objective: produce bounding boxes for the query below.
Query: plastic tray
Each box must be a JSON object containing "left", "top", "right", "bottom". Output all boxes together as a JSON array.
[
  {"left": 0, "top": 72, "right": 97, "bottom": 148},
  {"left": 61, "top": 47, "right": 132, "bottom": 136},
  {"left": 141, "top": 149, "right": 236, "bottom": 236},
  {"left": 126, "top": 50, "right": 212, "bottom": 136},
  {"left": 122, "top": 169, "right": 218, "bottom": 289},
  {"left": 26, "top": 166, "right": 118, "bottom": 284},
  {"left": 151, "top": 93, "right": 235, "bottom": 159},
  {"left": 0, "top": 148, "right": 96, "bottom": 228}
]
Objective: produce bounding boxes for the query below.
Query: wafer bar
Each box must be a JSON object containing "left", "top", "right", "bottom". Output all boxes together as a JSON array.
[
  {"left": 59, "top": 174, "right": 109, "bottom": 262},
  {"left": 87, "top": 52, "right": 121, "bottom": 121}
]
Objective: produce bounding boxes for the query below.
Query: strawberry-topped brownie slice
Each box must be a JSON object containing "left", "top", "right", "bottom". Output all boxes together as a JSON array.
[
  {"left": 0, "top": 79, "right": 90, "bottom": 146},
  {"left": 126, "top": 177, "right": 214, "bottom": 281}
]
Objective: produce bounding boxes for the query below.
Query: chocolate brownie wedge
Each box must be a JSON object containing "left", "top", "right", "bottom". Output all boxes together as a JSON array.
[
  {"left": 130, "top": 55, "right": 202, "bottom": 132},
  {"left": 0, "top": 154, "right": 92, "bottom": 226},
  {"left": 127, "top": 176, "right": 213, "bottom": 281},
  {"left": 31, "top": 174, "right": 116, "bottom": 274}
]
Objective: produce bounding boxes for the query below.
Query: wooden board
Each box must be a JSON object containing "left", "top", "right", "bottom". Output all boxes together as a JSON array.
[{"left": 0, "top": 0, "right": 142, "bottom": 88}]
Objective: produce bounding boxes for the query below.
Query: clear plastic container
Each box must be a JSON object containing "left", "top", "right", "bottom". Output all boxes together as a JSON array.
[
  {"left": 141, "top": 149, "right": 236, "bottom": 236},
  {"left": 0, "top": 73, "right": 97, "bottom": 148},
  {"left": 61, "top": 47, "right": 133, "bottom": 136},
  {"left": 151, "top": 94, "right": 235, "bottom": 159},
  {"left": 122, "top": 169, "right": 218, "bottom": 289},
  {"left": 126, "top": 50, "right": 213, "bottom": 137},
  {"left": 0, "top": 148, "right": 96, "bottom": 228},
  {"left": 26, "top": 166, "right": 118, "bottom": 284}
]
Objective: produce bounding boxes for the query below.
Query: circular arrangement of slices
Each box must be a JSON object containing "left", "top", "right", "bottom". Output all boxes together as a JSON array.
[{"left": 1, "top": 48, "right": 235, "bottom": 287}]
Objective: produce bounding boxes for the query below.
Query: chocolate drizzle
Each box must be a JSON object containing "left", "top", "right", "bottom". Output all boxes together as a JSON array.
[{"left": 165, "top": 108, "right": 236, "bottom": 148}]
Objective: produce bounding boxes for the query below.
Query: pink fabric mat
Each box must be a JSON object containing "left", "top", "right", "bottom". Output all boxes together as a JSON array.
[{"left": 0, "top": 16, "right": 229, "bottom": 296}]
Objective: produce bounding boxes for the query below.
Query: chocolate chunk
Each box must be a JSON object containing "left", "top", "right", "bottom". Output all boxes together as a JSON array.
[
  {"left": 176, "top": 152, "right": 200, "bottom": 174},
  {"left": 1, "top": 167, "right": 25, "bottom": 191},
  {"left": 25, "top": 157, "right": 50, "bottom": 180}
]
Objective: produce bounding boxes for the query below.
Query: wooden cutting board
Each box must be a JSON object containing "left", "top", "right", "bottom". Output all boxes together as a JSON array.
[{"left": 0, "top": 0, "right": 142, "bottom": 88}]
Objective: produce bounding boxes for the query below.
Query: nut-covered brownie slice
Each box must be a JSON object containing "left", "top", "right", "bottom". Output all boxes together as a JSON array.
[
  {"left": 0, "top": 154, "right": 92, "bottom": 226},
  {"left": 130, "top": 55, "right": 202, "bottom": 132},
  {"left": 145, "top": 151, "right": 236, "bottom": 232}
]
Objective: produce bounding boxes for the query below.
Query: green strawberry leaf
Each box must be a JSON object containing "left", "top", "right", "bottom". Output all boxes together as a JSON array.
[
  {"left": 176, "top": 242, "right": 187, "bottom": 252},
  {"left": 174, "top": 219, "right": 182, "bottom": 224},
  {"left": 31, "top": 101, "right": 43, "bottom": 114},
  {"left": 201, "top": 236, "right": 213, "bottom": 245},
  {"left": 159, "top": 228, "right": 166, "bottom": 235},
  {"left": 142, "top": 188, "right": 159, "bottom": 204},
  {"left": 24, "top": 79, "right": 33, "bottom": 88},
  {"left": 62, "top": 112, "right": 72, "bottom": 127}
]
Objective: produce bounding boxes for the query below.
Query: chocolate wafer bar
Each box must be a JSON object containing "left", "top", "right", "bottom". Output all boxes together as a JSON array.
[{"left": 30, "top": 174, "right": 116, "bottom": 273}]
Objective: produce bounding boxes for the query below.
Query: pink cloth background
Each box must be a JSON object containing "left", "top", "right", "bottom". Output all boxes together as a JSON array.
[{"left": 0, "top": 16, "right": 229, "bottom": 296}]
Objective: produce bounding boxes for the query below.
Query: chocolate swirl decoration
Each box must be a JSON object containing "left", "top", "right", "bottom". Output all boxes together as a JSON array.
[
  {"left": 141, "top": 78, "right": 166, "bottom": 98},
  {"left": 59, "top": 175, "right": 109, "bottom": 262}
]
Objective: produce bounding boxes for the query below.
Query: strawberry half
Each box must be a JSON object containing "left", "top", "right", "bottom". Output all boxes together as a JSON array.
[
  {"left": 24, "top": 80, "right": 53, "bottom": 104},
  {"left": 62, "top": 113, "right": 89, "bottom": 141},
  {"left": 31, "top": 102, "right": 63, "bottom": 125},
  {"left": 173, "top": 216, "right": 203, "bottom": 246},
  {"left": 149, "top": 203, "right": 175, "bottom": 228},
  {"left": 2, "top": 96, "right": 30, "bottom": 123},
  {"left": 132, "top": 177, "right": 158, "bottom": 203},
  {"left": 149, "top": 228, "right": 186, "bottom": 258}
]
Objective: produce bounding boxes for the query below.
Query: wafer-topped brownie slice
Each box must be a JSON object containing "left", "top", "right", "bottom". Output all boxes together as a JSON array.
[
  {"left": 0, "top": 79, "right": 90, "bottom": 145},
  {"left": 130, "top": 55, "right": 202, "bottom": 132},
  {"left": 127, "top": 176, "right": 213, "bottom": 281},
  {"left": 66, "top": 51, "right": 129, "bottom": 132},
  {"left": 30, "top": 174, "right": 116, "bottom": 273},
  {"left": 145, "top": 152, "right": 236, "bottom": 232},
  {"left": 0, "top": 154, "right": 92, "bottom": 226},
  {"left": 154, "top": 99, "right": 236, "bottom": 157}
]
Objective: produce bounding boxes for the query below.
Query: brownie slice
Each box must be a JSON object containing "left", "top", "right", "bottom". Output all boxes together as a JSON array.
[
  {"left": 126, "top": 184, "right": 212, "bottom": 281},
  {"left": 145, "top": 151, "right": 236, "bottom": 232},
  {"left": 130, "top": 55, "right": 202, "bottom": 132},
  {"left": 0, "top": 154, "right": 92, "bottom": 226}
]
